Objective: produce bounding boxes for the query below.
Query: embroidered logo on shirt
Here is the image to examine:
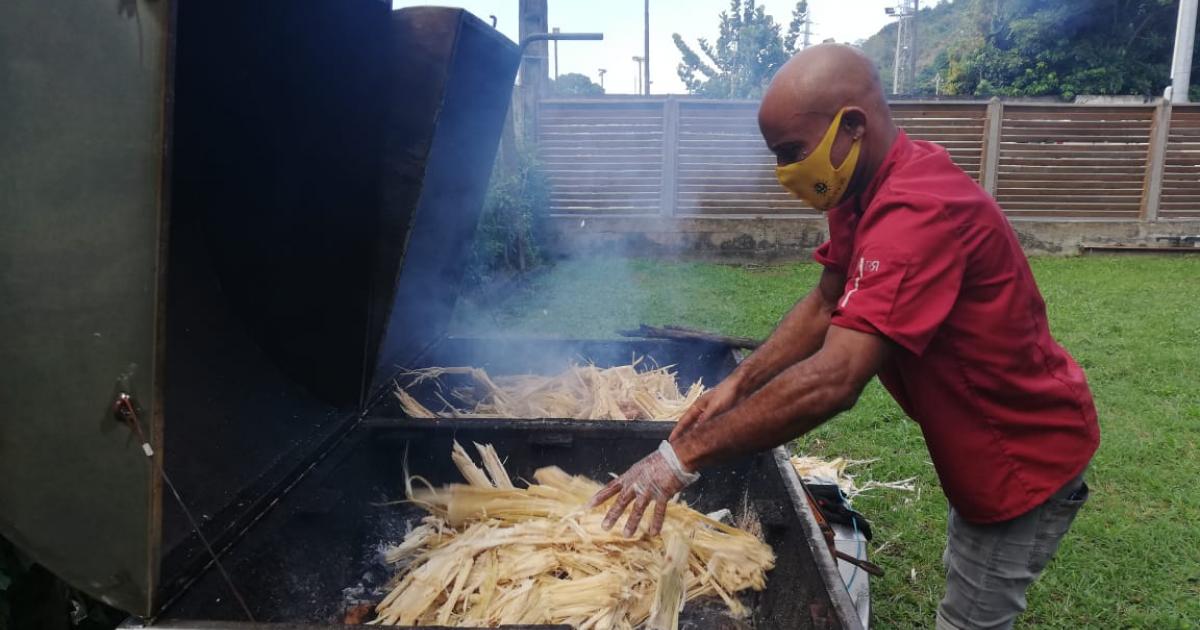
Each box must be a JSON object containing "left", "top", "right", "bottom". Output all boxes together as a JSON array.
[{"left": 840, "top": 258, "right": 884, "bottom": 308}]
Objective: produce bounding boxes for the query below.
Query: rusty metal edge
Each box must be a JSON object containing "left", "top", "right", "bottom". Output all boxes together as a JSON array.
[
  {"left": 146, "top": 0, "right": 181, "bottom": 618},
  {"left": 772, "top": 447, "right": 866, "bottom": 630}
]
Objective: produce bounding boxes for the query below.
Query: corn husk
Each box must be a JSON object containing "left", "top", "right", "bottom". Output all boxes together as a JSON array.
[
  {"left": 393, "top": 359, "right": 705, "bottom": 422},
  {"left": 370, "top": 442, "right": 774, "bottom": 628},
  {"left": 646, "top": 531, "right": 691, "bottom": 630},
  {"left": 790, "top": 454, "right": 917, "bottom": 500}
]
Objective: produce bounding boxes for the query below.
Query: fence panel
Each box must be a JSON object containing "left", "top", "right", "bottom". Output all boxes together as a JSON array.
[
  {"left": 539, "top": 98, "right": 1188, "bottom": 222},
  {"left": 890, "top": 103, "right": 987, "bottom": 181},
  {"left": 675, "top": 100, "right": 812, "bottom": 216},
  {"left": 539, "top": 101, "right": 664, "bottom": 215},
  {"left": 994, "top": 105, "right": 1154, "bottom": 218},
  {"left": 1161, "top": 104, "right": 1200, "bottom": 219}
]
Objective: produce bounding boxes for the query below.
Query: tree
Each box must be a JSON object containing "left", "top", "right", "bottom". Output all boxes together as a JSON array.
[
  {"left": 551, "top": 72, "right": 604, "bottom": 96},
  {"left": 942, "top": 0, "right": 1189, "bottom": 100},
  {"left": 672, "top": 0, "right": 809, "bottom": 99},
  {"left": 784, "top": 1, "right": 810, "bottom": 53}
]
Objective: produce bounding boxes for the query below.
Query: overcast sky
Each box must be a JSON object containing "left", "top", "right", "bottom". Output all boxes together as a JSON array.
[{"left": 392, "top": 1, "right": 905, "bottom": 94}]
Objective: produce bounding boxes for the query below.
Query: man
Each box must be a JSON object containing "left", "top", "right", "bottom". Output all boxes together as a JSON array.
[{"left": 589, "top": 45, "right": 1099, "bottom": 630}]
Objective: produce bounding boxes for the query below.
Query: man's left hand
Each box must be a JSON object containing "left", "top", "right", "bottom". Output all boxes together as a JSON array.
[{"left": 587, "top": 441, "right": 700, "bottom": 537}]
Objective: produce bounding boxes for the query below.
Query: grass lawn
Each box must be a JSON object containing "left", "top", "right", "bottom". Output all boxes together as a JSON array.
[{"left": 452, "top": 255, "right": 1200, "bottom": 629}]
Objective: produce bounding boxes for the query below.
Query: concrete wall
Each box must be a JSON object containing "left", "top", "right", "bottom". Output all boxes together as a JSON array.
[{"left": 547, "top": 216, "right": 1200, "bottom": 263}]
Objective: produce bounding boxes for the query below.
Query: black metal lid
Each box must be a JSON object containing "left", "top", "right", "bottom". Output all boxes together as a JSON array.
[
  {"left": 364, "top": 7, "right": 522, "bottom": 399},
  {"left": 0, "top": 0, "right": 518, "bottom": 618}
]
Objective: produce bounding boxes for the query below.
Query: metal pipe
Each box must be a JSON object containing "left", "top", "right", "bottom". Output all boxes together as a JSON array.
[
  {"left": 1171, "top": 0, "right": 1197, "bottom": 103},
  {"left": 519, "top": 32, "right": 603, "bottom": 54},
  {"left": 552, "top": 27, "right": 560, "bottom": 81}
]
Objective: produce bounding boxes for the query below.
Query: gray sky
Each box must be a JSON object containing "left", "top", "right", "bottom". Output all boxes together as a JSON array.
[{"left": 391, "top": 1, "right": 901, "bottom": 94}]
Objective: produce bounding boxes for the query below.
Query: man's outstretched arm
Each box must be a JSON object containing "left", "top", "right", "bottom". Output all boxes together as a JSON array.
[
  {"left": 674, "top": 325, "right": 889, "bottom": 471},
  {"left": 670, "top": 267, "right": 847, "bottom": 440},
  {"left": 594, "top": 325, "right": 889, "bottom": 536}
]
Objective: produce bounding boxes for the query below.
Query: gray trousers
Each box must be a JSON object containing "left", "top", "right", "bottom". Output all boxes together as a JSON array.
[{"left": 935, "top": 471, "right": 1090, "bottom": 630}]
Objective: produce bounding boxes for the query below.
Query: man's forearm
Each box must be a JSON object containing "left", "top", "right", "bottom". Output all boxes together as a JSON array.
[
  {"left": 733, "top": 276, "right": 839, "bottom": 394},
  {"left": 675, "top": 351, "right": 853, "bottom": 470},
  {"left": 672, "top": 326, "right": 888, "bottom": 472}
]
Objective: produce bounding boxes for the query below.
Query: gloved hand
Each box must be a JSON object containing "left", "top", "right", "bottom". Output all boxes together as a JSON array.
[{"left": 588, "top": 441, "right": 700, "bottom": 537}]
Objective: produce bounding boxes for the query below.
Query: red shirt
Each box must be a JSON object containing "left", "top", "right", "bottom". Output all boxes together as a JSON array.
[{"left": 815, "top": 131, "right": 1099, "bottom": 523}]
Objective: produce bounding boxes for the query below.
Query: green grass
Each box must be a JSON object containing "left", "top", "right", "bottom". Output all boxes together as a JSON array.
[{"left": 452, "top": 256, "right": 1200, "bottom": 629}]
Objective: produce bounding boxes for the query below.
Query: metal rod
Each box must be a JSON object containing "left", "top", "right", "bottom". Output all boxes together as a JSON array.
[
  {"left": 519, "top": 32, "right": 603, "bottom": 54},
  {"left": 552, "top": 27, "right": 560, "bottom": 81},
  {"left": 113, "top": 394, "right": 256, "bottom": 623}
]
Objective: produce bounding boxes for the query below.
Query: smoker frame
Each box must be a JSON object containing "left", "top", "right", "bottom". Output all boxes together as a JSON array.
[{"left": 0, "top": 1, "right": 865, "bottom": 628}]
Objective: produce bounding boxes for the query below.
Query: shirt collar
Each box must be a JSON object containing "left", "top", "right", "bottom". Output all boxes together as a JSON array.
[{"left": 834, "top": 130, "right": 911, "bottom": 215}]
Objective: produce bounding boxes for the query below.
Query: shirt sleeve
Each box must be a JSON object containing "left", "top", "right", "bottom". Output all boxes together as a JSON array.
[
  {"left": 811, "top": 205, "right": 859, "bottom": 274},
  {"left": 830, "top": 241, "right": 964, "bottom": 356},
  {"left": 812, "top": 240, "right": 842, "bottom": 271}
]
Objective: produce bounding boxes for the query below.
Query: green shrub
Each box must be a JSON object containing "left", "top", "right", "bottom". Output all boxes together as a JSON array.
[{"left": 465, "top": 142, "right": 550, "bottom": 288}]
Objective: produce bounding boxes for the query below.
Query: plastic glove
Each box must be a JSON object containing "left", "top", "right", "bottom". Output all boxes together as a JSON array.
[{"left": 588, "top": 441, "right": 700, "bottom": 537}]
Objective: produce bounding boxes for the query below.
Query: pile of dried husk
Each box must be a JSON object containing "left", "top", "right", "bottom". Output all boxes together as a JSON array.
[
  {"left": 369, "top": 442, "right": 774, "bottom": 628},
  {"left": 393, "top": 360, "right": 706, "bottom": 421}
]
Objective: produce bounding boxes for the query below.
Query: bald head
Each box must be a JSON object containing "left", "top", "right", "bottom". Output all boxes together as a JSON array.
[
  {"left": 758, "top": 44, "right": 898, "bottom": 203},
  {"left": 762, "top": 44, "right": 887, "bottom": 119}
]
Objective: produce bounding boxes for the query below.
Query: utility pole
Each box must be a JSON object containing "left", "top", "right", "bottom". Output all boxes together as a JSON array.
[
  {"left": 632, "top": 56, "right": 644, "bottom": 94},
  {"left": 598, "top": 68, "right": 607, "bottom": 89},
  {"left": 1170, "top": 0, "right": 1197, "bottom": 103},
  {"left": 519, "top": 0, "right": 549, "bottom": 96},
  {"left": 886, "top": 0, "right": 918, "bottom": 95},
  {"left": 802, "top": 15, "right": 812, "bottom": 49},
  {"left": 908, "top": 0, "right": 918, "bottom": 93},
  {"left": 643, "top": 0, "right": 651, "bottom": 95},
  {"left": 518, "top": 0, "right": 549, "bottom": 139}
]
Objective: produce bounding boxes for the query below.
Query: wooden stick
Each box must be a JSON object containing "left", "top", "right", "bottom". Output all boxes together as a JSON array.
[{"left": 618, "top": 324, "right": 762, "bottom": 350}]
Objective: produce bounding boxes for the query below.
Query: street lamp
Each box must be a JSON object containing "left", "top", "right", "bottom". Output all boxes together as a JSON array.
[
  {"left": 598, "top": 68, "right": 607, "bottom": 89},
  {"left": 632, "top": 56, "right": 644, "bottom": 94}
]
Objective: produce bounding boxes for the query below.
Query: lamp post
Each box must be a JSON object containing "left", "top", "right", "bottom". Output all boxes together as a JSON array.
[
  {"left": 552, "top": 27, "right": 560, "bottom": 81},
  {"left": 643, "top": 0, "right": 651, "bottom": 95},
  {"left": 598, "top": 68, "right": 607, "bottom": 89},
  {"left": 632, "top": 56, "right": 644, "bottom": 94}
]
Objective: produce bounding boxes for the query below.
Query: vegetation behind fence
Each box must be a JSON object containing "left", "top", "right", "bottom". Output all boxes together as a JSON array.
[{"left": 538, "top": 98, "right": 1200, "bottom": 221}]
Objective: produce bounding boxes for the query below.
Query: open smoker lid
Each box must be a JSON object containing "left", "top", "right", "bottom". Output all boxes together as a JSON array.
[
  {"left": 365, "top": 7, "right": 523, "bottom": 399},
  {"left": 189, "top": 4, "right": 521, "bottom": 409},
  {"left": 0, "top": 1, "right": 518, "bottom": 618}
]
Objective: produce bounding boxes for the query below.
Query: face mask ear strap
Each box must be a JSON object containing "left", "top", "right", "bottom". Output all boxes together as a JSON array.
[
  {"left": 829, "top": 108, "right": 862, "bottom": 172},
  {"left": 817, "top": 108, "right": 848, "bottom": 159}
]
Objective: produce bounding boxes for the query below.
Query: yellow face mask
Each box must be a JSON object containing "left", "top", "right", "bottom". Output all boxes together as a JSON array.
[{"left": 774, "top": 108, "right": 861, "bottom": 211}]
